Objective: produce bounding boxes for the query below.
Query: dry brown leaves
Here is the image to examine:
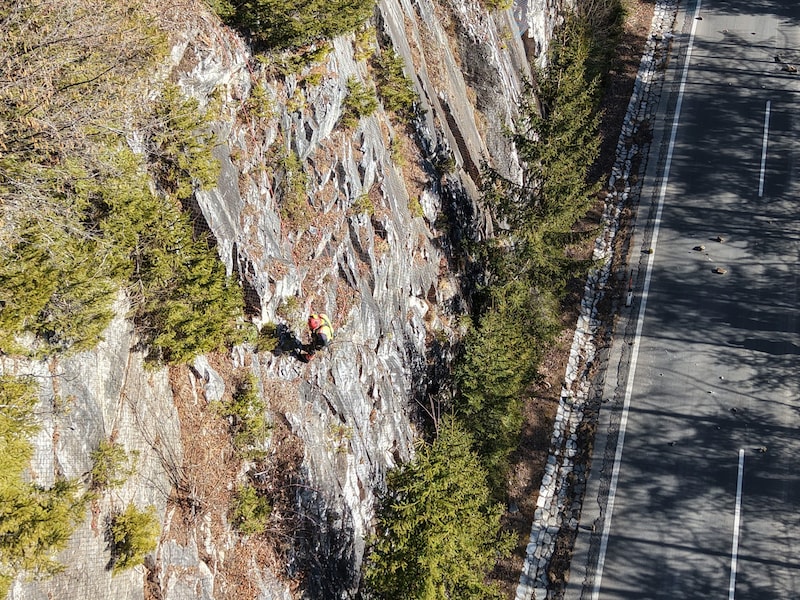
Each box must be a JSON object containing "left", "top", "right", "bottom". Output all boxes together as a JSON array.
[{"left": 163, "top": 354, "right": 307, "bottom": 599}]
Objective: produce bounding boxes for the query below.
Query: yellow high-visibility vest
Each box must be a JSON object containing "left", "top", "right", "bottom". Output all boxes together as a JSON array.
[{"left": 310, "top": 313, "right": 333, "bottom": 344}]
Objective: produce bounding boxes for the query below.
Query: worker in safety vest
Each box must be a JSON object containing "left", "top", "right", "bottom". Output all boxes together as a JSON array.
[{"left": 300, "top": 313, "right": 333, "bottom": 361}]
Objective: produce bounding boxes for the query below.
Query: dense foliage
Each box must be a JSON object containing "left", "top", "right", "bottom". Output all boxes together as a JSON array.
[
  {"left": 0, "top": 1, "right": 244, "bottom": 363},
  {"left": 217, "top": 373, "right": 271, "bottom": 458},
  {"left": 365, "top": 418, "right": 512, "bottom": 599},
  {"left": 0, "top": 4, "right": 245, "bottom": 585},
  {"left": 110, "top": 504, "right": 160, "bottom": 573},
  {"left": 146, "top": 84, "right": 221, "bottom": 202},
  {"left": 0, "top": 0, "right": 164, "bottom": 355},
  {"left": 482, "top": 17, "right": 602, "bottom": 296},
  {"left": 277, "top": 149, "right": 313, "bottom": 229},
  {"left": 368, "top": 12, "right": 611, "bottom": 594},
  {"left": 456, "top": 282, "right": 558, "bottom": 493},
  {"left": 453, "top": 14, "right": 603, "bottom": 502},
  {"left": 208, "top": 0, "right": 376, "bottom": 50},
  {"left": 0, "top": 376, "right": 86, "bottom": 597},
  {"left": 89, "top": 439, "right": 138, "bottom": 492},
  {"left": 372, "top": 48, "right": 417, "bottom": 119},
  {"left": 341, "top": 76, "right": 378, "bottom": 128},
  {"left": 231, "top": 483, "right": 272, "bottom": 535}
]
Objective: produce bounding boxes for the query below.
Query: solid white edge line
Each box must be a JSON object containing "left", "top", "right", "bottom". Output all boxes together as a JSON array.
[
  {"left": 728, "top": 449, "right": 746, "bottom": 600},
  {"left": 758, "top": 100, "right": 771, "bottom": 198},
  {"left": 589, "top": 2, "right": 704, "bottom": 598}
]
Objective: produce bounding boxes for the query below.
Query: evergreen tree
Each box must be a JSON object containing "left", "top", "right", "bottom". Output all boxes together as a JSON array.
[
  {"left": 482, "top": 15, "right": 602, "bottom": 295},
  {"left": 0, "top": 376, "right": 86, "bottom": 593},
  {"left": 373, "top": 47, "right": 417, "bottom": 118},
  {"left": 213, "top": 0, "right": 376, "bottom": 49},
  {"left": 0, "top": 480, "right": 85, "bottom": 579},
  {"left": 146, "top": 84, "right": 220, "bottom": 202},
  {"left": 0, "top": 376, "right": 39, "bottom": 483},
  {"left": 135, "top": 211, "right": 244, "bottom": 365},
  {"left": 462, "top": 14, "right": 603, "bottom": 498},
  {"left": 110, "top": 504, "right": 160, "bottom": 573},
  {"left": 366, "top": 417, "right": 512, "bottom": 599},
  {"left": 455, "top": 282, "right": 556, "bottom": 493},
  {"left": 341, "top": 76, "right": 378, "bottom": 128}
]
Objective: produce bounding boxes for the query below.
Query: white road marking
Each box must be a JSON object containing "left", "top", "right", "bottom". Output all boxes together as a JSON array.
[
  {"left": 758, "top": 100, "right": 771, "bottom": 198},
  {"left": 590, "top": 2, "right": 704, "bottom": 598},
  {"left": 728, "top": 449, "right": 746, "bottom": 600}
]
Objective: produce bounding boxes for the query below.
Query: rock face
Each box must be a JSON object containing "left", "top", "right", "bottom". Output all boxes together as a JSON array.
[
  {"left": 4, "top": 1, "right": 565, "bottom": 599},
  {"left": 5, "top": 296, "right": 182, "bottom": 600}
]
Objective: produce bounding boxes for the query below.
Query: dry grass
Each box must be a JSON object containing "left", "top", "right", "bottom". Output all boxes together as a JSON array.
[
  {"left": 167, "top": 362, "right": 238, "bottom": 545},
  {"left": 163, "top": 355, "right": 307, "bottom": 599}
]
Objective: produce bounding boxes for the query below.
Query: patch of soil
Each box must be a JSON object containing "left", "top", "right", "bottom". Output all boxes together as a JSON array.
[{"left": 492, "top": 1, "right": 656, "bottom": 597}]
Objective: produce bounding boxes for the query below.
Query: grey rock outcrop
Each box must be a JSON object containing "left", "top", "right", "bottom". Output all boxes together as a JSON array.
[
  {"left": 5, "top": 0, "right": 568, "bottom": 598},
  {"left": 171, "top": 3, "right": 542, "bottom": 595},
  {"left": 5, "top": 296, "right": 181, "bottom": 600}
]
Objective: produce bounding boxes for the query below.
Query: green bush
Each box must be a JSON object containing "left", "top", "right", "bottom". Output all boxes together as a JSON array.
[
  {"left": 0, "top": 376, "right": 86, "bottom": 591},
  {"left": 255, "top": 322, "right": 280, "bottom": 353},
  {"left": 146, "top": 83, "right": 221, "bottom": 202},
  {"left": 373, "top": 48, "right": 417, "bottom": 118},
  {"left": 0, "top": 231, "right": 59, "bottom": 354},
  {"left": 354, "top": 26, "right": 376, "bottom": 61},
  {"left": 365, "top": 417, "right": 512, "bottom": 599},
  {"left": 210, "top": 0, "right": 376, "bottom": 50},
  {"left": 276, "top": 150, "right": 312, "bottom": 230},
  {"left": 261, "top": 43, "right": 332, "bottom": 77},
  {"left": 245, "top": 81, "right": 277, "bottom": 120},
  {"left": 350, "top": 193, "right": 375, "bottom": 217},
  {"left": 481, "top": 0, "right": 512, "bottom": 9},
  {"left": 218, "top": 374, "right": 271, "bottom": 458},
  {"left": 110, "top": 504, "right": 160, "bottom": 573},
  {"left": 89, "top": 439, "right": 138, "bottom": 492},
  {"left": 0, "top": 480, "right": 86, "bottom": 584},
  {"left": 408, "top": 196, "right": 424, "bottom": 219},
  {"left": 231, "top": 483, "right": 272, "bottom": 535},
  {"left": 276, "top": 296, "right": 300, "bottom": 321},
  {"left": 341, "top": 76, "right": 378, "bottom": 128},
  {"left": 0, "top": 377, "right": 40, "bottom": 488}
]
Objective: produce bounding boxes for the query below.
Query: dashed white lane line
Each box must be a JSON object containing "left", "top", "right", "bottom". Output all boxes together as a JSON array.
[
  {"left": 729, "top": 449, "right": 746, "bottom": 600},
  {"left": 590, "top": 1, "right": 704, "bottom": 598},
  {"left": 758, "top": 100, "right": 771, "bottom": 198}
]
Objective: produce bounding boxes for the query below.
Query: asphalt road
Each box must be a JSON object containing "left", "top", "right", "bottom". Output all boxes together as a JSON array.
[{"left": 568, "top": 1, "right": 800, "bottom": 598}]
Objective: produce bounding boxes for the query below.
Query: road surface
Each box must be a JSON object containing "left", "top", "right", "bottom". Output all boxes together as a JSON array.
[{"left": 568, "top": 1, "right": 800, "bottom": 598}]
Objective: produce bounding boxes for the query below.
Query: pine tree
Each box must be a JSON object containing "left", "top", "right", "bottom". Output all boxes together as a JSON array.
[
  {"left": 110, "top": 504, "right": 160, "bottom": 573},
  {"left": 146, "top": 84, "right": 220, "bottom": 202},
  {"left": 0, "top": 376, "right": 86, "bottom": 591},
  {"left": 216, "top": 0, "right": 377, "bottom": 49},
  {"left": 373, "top": 48, "right": 417, "bottom": 118},
  {"left": 455, "top": 282, "right": 557, "bottom": 493},
  {"left": 481, "top": 15, "right": 602, "bottom": 296},
  {"left": 366, "top": 417, "right": 512, "bottom": 599}
]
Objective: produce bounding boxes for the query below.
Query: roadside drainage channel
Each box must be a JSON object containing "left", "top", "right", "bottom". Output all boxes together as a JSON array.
[{"left": 513, "top": 2, "right": 679, "bottom": 599}]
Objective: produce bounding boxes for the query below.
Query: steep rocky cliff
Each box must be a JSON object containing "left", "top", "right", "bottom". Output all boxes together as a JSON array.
[{"left": 4, "top": 1, "right": 567, "bottom": 598}]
